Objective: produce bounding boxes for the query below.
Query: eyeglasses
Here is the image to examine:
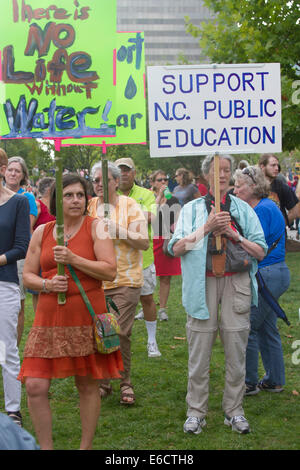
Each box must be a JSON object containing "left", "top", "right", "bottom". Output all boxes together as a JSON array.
[
  {"left": 92, "top": 178, "right": 112, "bottom": 184},
  {"left": 242, "top": 167, "right": 256, "bottom": 184},
  {"left": 156, "top": 177, "right": 169, "bottom": 182}
]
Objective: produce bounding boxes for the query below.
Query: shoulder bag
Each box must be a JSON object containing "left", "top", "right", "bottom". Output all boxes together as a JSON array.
[{"left": 67, "top": 264, "right": 120, "bottom": 355}]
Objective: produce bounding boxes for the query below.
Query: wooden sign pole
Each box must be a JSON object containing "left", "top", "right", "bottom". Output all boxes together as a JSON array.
[
  {"left": 101, "top": 141, "right": 110, "bottom": 218},
  {"left": 54, "top": 138, "right": 66, "bottom": 305},
  {"left": 213, "top": 152, "right": 222, "bottom": 251}
]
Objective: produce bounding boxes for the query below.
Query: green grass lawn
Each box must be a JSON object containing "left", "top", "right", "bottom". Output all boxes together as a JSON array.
[{"left": 1, "top": 253, "right": 300, "bottom": 450}]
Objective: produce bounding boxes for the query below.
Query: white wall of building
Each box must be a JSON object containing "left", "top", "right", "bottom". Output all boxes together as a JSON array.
[{"left": 117, "top": 0, "right": 214, "bottom": 65}]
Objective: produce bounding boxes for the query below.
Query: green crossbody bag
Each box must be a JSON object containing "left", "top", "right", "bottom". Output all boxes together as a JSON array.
[{"left": 67, "top": 264, "right": 121, "bottom": 355}]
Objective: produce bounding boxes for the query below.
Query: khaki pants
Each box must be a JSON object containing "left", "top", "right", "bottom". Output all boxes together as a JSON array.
[
  {"left": 105, "top": 286, "right": 141, "bottom": 384},
  {"left": 186, "top": 272, "right": 251, "bottom": 419}
]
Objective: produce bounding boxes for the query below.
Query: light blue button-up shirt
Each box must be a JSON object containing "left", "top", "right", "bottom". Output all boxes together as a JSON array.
[{"left": 168, "top": 194, "right": 268, "bottom": 320}]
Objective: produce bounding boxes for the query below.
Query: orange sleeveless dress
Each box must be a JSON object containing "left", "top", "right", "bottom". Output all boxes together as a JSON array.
[{"left": 18, "top": 216, "right": 123, "bottom": 382}]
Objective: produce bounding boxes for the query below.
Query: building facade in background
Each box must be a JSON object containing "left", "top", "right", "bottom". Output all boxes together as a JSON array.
[{"left": 117, "top": 0, "right": 213, "bottom": 65}]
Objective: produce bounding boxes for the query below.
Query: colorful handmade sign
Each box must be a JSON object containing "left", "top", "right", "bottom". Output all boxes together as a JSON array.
[{"left": 63, "top": 31, "right": 146, "bottom": 149}]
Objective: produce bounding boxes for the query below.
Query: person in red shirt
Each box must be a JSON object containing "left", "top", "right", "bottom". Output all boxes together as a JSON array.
[
  {"left": 33, "top": 177, "right": 56, "bottom": 230},
  {"left": 195, "top": 174, "right": 208, "bottom": 196}
]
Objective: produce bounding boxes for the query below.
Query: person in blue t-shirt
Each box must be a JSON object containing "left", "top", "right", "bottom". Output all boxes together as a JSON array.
[
  {"left": 0, "top": 149, "right": 30, "bottom": 427},
  {"left": 173, "top": 168, "right": 201, "bottom": 207},
  {"left": 234, "top": 166, "right": 290, "bottom": 396},
  {"left": 5, "top": 156, "right": 37, "bottom": 345}
]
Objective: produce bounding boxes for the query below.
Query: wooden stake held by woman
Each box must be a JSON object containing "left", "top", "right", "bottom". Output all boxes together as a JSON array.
[
  {"left": 54, "top": 139, "right": 66, "bottom": 305},
  {"left": 101, "top": 157, "right": 110, "bottom": 218},
  {"left": 213, "top": 153, "right": 221, "bottom": 251}
]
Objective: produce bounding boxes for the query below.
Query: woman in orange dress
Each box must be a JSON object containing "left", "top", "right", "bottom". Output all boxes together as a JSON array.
[{"left": 20, "top": 174, "right": 122, "bottom": 450}]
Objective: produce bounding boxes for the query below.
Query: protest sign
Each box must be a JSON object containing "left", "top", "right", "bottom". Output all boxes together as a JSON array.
[
  {"left": 0, "top": 0, "right": 118, "bottom": 304},
  {"left": 63, "top": 31, "right": 146, "bottom": 149},
  {"left": 0, "top": 0, "right": 117, "bottom": 140},
  {"left": 147, "top": 63, "right": 282, "bottom": 157}
]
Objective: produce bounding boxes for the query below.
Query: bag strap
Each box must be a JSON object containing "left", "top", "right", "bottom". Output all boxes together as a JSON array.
[
  {"left": 205, "top": 192, "right": 244, "bottom": 237},
  {"left": 206, "top": 193, "right": 284, "bottom": 255},
  {"left": 67, "top": 265, "right": 120, "bottom": 319},
  {"left": 67, "top": 264, "right": 96, "bottom": 320},
  {"left": 105, "top": 296, "right": 120, "bottom": 316},
  {"left": 205, "top": 192, "right": 232, "bottom": 214},
  {"left": 266, "top": 233, "right": 283, "bottom": 256}
]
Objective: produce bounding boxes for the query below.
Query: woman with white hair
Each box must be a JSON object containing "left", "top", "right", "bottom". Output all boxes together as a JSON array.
[
  {"left": 234, "top": 166, "right": 290, "bottom": 395},
  {"left": 88, "top": 161, "right": 149, "bottom": 405},
  {"left": 5, "top": 156, "right": 37, "bottom": 232},
  {"left": 169, "top": 154, "right": 267, "bottom": 435}
]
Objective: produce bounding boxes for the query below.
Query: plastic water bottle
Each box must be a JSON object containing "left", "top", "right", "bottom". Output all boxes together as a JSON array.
[{"left": 164, "top": 187, "right": 172, "bottom": 199}]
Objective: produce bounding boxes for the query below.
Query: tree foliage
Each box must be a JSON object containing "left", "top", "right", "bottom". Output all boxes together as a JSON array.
[
  {"left": 2, "top": 136, "right": 268, "bottom": 181},
  {"left": 185, "top": 0, "right": 300, "bottom": 151},
  {"left": 0, "top": 139, "right": 53, "bottom": 174},
  {"left": 103, "top": 144, "right": 207, "bottom": 179}
]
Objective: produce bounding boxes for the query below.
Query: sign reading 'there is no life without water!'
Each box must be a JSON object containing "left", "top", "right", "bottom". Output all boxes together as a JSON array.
[{"left": 147, "top": 63, "right": 282, "bottom": 157}]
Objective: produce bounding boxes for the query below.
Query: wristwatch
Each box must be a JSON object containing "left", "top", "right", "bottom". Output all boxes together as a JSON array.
[{"left": 237, "top": 234, "right": 244, "bottom": 243}]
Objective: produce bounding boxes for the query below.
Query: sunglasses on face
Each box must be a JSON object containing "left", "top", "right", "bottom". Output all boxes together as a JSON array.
[
  {"left": 242, "top": 167, "right": 256, "bottom": 184},
  {"left": 156, "top": 177, "right": 168, "bottom": 182}
]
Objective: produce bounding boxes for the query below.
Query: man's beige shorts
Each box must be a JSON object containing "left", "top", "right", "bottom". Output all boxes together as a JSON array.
[{"left": 140, "top": 263, "right": 157, "bottom": 296}]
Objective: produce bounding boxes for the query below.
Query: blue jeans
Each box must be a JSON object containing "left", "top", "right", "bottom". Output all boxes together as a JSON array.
[{"left": 246, "top": 261, "right": 290, "bottom": 387}]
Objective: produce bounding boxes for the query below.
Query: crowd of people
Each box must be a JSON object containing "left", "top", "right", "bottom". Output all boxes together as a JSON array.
[{"left": 0, "top": 148, "right": 299, "bottom": 449}]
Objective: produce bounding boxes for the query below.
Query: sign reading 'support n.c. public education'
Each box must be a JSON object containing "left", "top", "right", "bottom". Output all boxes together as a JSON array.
[{"left": 147, "top": 63, "right": 282, "bottom": 157}]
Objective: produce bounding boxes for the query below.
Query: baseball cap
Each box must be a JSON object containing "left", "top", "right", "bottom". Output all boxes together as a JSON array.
[{"left": 114, "top": 157, "right": 135, "bottom": 169}]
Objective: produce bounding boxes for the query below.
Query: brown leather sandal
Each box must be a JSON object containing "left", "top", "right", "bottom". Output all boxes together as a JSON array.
[
  {"left": 99, "top": 383, "right": 113, "bottom": 398},
  {"left": 120, "top": 383, "right": 135, "bottom": 405}
]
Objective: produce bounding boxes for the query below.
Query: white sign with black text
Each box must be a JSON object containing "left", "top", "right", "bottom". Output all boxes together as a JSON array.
[{"left": 147, "top": 63, "right": 282, "bottom": 157}]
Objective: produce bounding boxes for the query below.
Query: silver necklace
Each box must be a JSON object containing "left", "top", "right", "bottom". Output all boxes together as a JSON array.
[
  {"left": 65, "top": 232, "right": 74, "bottom": 241},
  {"left": 64, "top": 224, "right": 80, "bottom": 241}
]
